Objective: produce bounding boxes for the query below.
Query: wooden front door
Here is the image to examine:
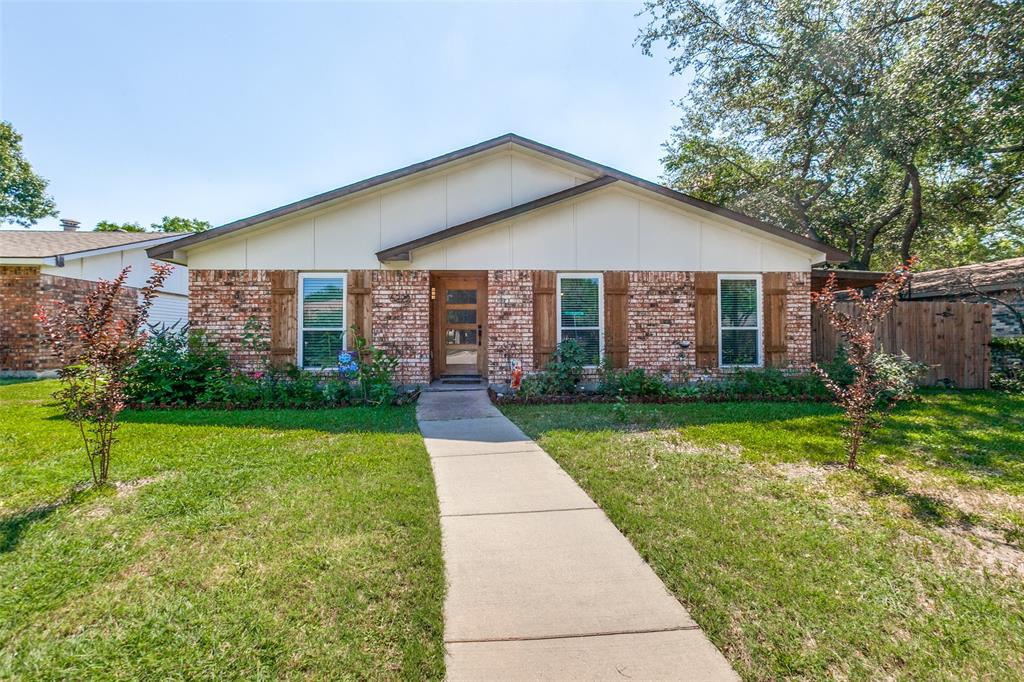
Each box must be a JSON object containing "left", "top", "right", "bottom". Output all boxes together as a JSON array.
[{"left": 432, "top": 273, "right": 487, "bottom": 377}]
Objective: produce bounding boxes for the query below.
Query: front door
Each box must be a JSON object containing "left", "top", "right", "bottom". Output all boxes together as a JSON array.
[{"left": 432, "top": 273, "right": 487, "bottom": 377}]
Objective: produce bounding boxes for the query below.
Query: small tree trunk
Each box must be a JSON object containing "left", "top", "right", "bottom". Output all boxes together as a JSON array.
[
  {"left": 899, "top": 163, "right": 922, "bottom": 263},
  {"left": 846, "top": 422, "right": 862, "bottom": 469}
]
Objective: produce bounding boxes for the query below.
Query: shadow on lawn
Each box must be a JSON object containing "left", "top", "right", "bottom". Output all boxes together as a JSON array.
[
  {"left": 862, "top": 468, "right": 976, "bottom": 527},
  {"left": 0, "top": 486, "right": 90, "bottom": 554}
]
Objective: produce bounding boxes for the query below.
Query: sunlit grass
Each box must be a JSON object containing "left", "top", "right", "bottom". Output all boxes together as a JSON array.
[
  {"left": 0, "top": 380, "right": 445, "bottom": 680},
  {"left": 504, "top": 391, "right": 1024, "bottom": 681}
]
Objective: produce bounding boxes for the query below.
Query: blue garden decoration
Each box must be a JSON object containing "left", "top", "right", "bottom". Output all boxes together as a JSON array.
[{"left": 337, "top": 351, "right": 358, "bottom": 377}]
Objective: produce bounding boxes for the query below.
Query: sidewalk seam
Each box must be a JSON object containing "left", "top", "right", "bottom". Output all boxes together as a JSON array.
[{"left": 445, "top": 625, "right": 702, "bottom": 644}]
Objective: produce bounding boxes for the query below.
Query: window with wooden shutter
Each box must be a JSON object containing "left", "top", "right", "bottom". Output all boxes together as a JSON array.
[
  {"left": 557, "top": 273, "right": 603, "bottom": 366},
  {"left": 532, "top": 271, "right": 557, "bottom": 369},
  {"left": 694, "top": 272, "right": 719, "bottom": 368},
  {"left": 762, "top": 273, "right": 788, "bottom": 367},
  {"left": 297, "top": 273, "right": 347, "bottom": 369},
  {"left": 604, "top": 272, "right": 629, "bottom": 369},
  {"left": 719, "top": 275, "right": 762, "bottom": 367}
]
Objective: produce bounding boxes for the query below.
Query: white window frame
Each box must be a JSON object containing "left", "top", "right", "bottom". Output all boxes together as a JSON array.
[
  {"left": 297, "top": 272, "right": 348, "bottom": 370},
  {"left": 556, "top": 272, "right": 604, "bottom": 368},
  {"left": 718, "top": 273, "right": 763, "bottom": 368}
]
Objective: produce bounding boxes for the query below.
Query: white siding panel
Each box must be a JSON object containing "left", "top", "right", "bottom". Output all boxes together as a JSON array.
[
  {"left": 637, "top": 200, "right": 701, "bottom": 270},
  {"left": 443, "top": 224, "right": 512, "bottom": 270},
  {"left": 380, "top": 175, "right": 446, "bottom": 249},
  {"left": 701, "top": 221, "right": 762, "bottom": 272},
  {"left": 510, "top": 153, "right": 581, "bottom": 205},
  {"left": 575, "top": 190, "right": 639, "bottom": 270},
  {"left": 510, "top": 204, "right": 576, "bottom": 269},
  {"left": 190, "top": 237, "right": 246, "bottom": 269},
  {"left": 146, "top": 293, "right": 189, "bottom": 330},
  {"left": 314, "top": 194, "right": 382, "bottom": 269},
  {"left": 245, "top": 218, "right": 315, "bottom": 270},
  {"left": 445, "top": 155, "right": 513, "bottom": 227},
  {"left": 40, "top": 246, "right": 189, "bottom": 295}
]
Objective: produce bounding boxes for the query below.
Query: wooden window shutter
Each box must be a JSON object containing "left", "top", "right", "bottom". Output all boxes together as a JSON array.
[
  {"left": 694, "top": 272, "right": 719, "bottom": 368},
  {"left": 270, "top": 271, "right": 297, "bottom": 367},
  {"left": 763, "top": 272, "right": 788, "bottom": 367},
  {"left": 532, "top": 271, "right": 557, "bottom": 369},
  {"left": 346, "top": 270, "right": 373, "bottom": 349},
  {"left": 604, "top": 271, "right": 629, "bottom": 369}
]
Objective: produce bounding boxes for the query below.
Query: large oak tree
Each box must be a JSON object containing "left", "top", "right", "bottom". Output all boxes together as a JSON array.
[{"left": 640, "top": 0, "right": 1023, "bottom": 268}]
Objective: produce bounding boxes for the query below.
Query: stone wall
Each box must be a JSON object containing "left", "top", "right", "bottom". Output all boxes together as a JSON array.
[
  {"left": 188, "top": 269, "right": 272, "bottom": 371},
  {"left": 487, "top": 270, "right": 534, "bottom": 383},
  {"left": 371, "top": 270, "right": 430, "bottom": 384},
  {"left": 1, "top": 266, "right": 138, "bottom": 374}
]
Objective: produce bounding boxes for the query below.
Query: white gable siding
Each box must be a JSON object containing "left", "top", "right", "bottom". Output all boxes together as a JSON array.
[
  {"left": 183, "top": 151, "right": 821, "bottom": 272},
  {"left": 411, "top": 187, "right": 818, "bottom": 272},
  {"left": 41, "top": 245, "right": 189, "bottom": 295},
  {"left": 187, "top": 150, "right": 589, "bottom": 270}
]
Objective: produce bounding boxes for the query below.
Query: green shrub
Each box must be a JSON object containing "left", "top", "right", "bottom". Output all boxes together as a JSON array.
[
  {"left": 127, "top": 328, "right": 230, "bottom": 406},
  {"left": 129, "top": 326, "right": 408, "bottom": 408},
  {"left": 598, "top": 366, "right": 669, "bottom": 397},
  {"left": 518, "top": 340, "right": 588, "bottom": 396}
]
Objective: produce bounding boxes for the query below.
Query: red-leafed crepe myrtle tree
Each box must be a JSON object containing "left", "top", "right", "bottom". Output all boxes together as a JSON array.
[
  {"left": 37, "top": 264, "right": 173, "bottom": 486},
  {"left": 812, "top": 259, "right": 923, "bottom": 469}
]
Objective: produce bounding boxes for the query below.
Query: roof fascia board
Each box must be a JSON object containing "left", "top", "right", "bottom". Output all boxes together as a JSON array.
[
  {"left": 0, "top": 257, "right": 56, "bottom": 265},
  {"left": 376, "top": 175, "right": 618, "bottom": 261},
  {"left": 148, "top": 135, "right": 524, "bottom": 259},
  {"left": 59, "top": 235, "right": 182, "bottom": 261}
]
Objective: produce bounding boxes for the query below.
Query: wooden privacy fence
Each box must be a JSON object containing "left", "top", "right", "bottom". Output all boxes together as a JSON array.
[{"left": 811, "top": 302, "right": 992, "bottom": 389}]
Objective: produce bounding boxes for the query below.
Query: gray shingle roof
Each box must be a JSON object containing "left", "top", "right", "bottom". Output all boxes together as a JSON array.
[
  {"left": 909, "top": 257, "right": 1024, "bottom": 297},
  {"left": 0, "top": 230, "right": 170, "bottom": 258}
]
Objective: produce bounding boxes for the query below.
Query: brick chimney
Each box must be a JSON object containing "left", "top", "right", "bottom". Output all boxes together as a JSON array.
[{"left": 60, "top": 218, "right": 81, "bottom": 232}]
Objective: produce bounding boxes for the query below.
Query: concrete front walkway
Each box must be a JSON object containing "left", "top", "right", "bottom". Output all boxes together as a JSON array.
[{"left": 417, "top": 387, "right": 737, "bottom": 681}]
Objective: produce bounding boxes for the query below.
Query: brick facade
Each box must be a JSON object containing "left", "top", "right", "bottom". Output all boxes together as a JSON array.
[
  {"left": 627, "top": 271, "right": 695, "bottom": 380},
  {"left": 1, "top": 266, "right": 137, "bottom": 374},
  {"left": 371, "top": 270, "right": 431, "bottom": 384},
  {"left": 183, "top": 268, "right": 814, "bottom": 386},
  {"left": 188, "top": 270, "right": 272, "bottom": 371},
  {"left": 487, "top": 270, "right": 534, "bottom": 383},
  {"left": 785, "top": 271, "right": 813, "bottom": 371}
]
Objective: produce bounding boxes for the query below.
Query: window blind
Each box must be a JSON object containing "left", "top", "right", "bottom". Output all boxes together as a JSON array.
[
  {"left": 559, "top": 275, "right": 601, "bottom": 365},
  {"left": 300, "top": 276, "right": 345, "bottom": 369},
  {"left": 720, "top": 277, "right": 759, "bottom": 366}
]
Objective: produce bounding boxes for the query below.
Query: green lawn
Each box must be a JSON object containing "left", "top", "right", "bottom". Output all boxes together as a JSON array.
[
  {"left": 0, "top": 380, "right": 445, "bottom": 680},
  {"left": 503, "top": 391, "right": 1024, "bottom": 681}
]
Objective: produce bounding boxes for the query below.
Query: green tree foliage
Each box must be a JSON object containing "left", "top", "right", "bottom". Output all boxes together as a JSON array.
[
  {"left": 95, "top": 220, "right": 145, "bottom": 232},
  {"left": 639, "top": 0, "right": 1024, "bottom": 269},
  {"left": 94, "top": 216, "right": 211, "bottom": 233},
  {"left": 150, "top": 215, "right": 211, "bottom": 233},
  {"left": 0, "top": 121, "right": 57, "bottom": 227}
]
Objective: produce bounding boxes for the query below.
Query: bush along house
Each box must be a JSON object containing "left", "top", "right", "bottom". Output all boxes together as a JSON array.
[{"left": 148, "top": 134, "right": 847, "bottom": 387}]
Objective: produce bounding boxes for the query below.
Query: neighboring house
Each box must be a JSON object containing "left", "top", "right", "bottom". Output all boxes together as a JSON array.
[
  {"left": 0, "top": 222, "right": 190, "bottom": 374},
  {"left": 149, "top": 134, "right": 846, "bottom": 385},
  {"left": 906, "top": 257, "right": 1024, "bottom": 337}
]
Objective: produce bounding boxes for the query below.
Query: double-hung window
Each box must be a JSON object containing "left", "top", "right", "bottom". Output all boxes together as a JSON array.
[
  {"left": 719, "top": 274, "right": 762, "bottom": 367},
  {"left": 557, "top": 273, "right": 603, "bottom": 366},
  {"left": 298, "top": 273, "right": 347, "bottom": 370}
]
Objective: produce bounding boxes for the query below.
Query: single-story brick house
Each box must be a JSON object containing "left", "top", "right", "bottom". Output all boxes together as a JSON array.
[
  {"left": 0, "top": 222, "right": 189, "bottom": 375},
  {"left": 148, "top": 134, "right": 846, "bottom": 385},
  {"left": 906, "top": 257, "right": 1024, "bottom": 338}
]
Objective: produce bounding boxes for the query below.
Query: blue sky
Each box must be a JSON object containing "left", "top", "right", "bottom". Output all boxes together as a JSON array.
[{"left": 1, "top": 1, "right": 688, "bottom": 232}]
